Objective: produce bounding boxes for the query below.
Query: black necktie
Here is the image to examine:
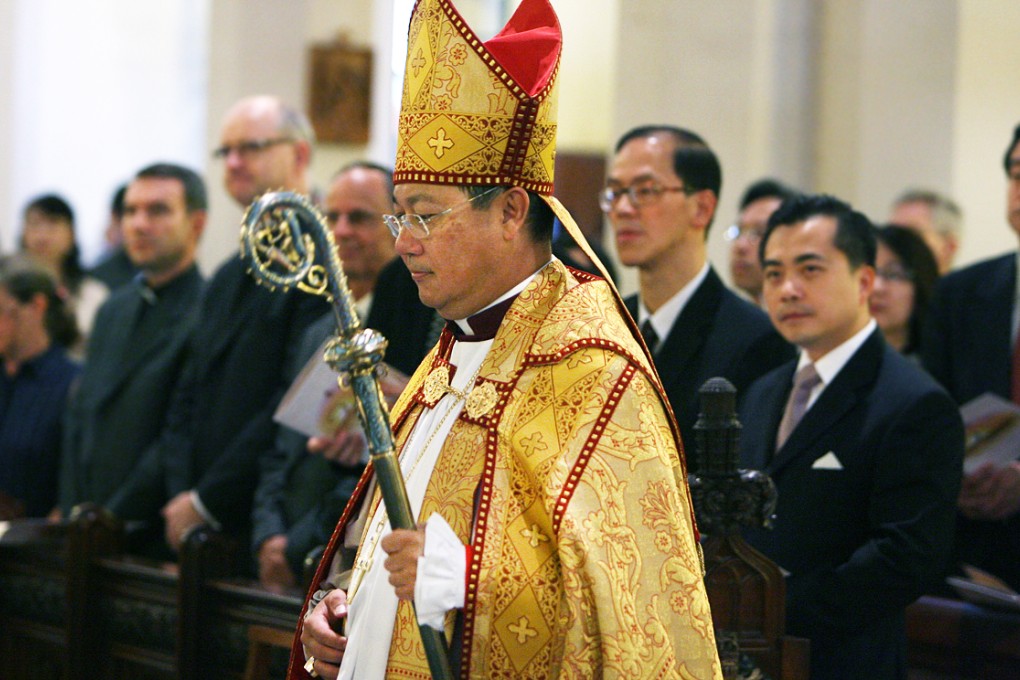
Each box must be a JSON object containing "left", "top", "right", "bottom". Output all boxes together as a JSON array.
[{"left": 641, "top": 319, "right": 659, "bottom": 354}]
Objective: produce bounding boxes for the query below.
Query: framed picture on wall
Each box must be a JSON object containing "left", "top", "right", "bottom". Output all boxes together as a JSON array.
[{"left": 307, "top": 42, "right": 372, "bottom": 145}]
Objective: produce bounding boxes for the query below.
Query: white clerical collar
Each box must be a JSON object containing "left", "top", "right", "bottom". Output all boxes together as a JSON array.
[
  {"left": 453, "top": 258, "right": 553, "bottom": 335},
  {"left": 638, "top": 262, "right": 710, "bottom": 342}
]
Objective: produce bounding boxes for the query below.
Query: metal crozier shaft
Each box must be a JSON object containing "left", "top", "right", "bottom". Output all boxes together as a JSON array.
[{"left": 240, "top": 191, "right": 453, "bottom": 679}]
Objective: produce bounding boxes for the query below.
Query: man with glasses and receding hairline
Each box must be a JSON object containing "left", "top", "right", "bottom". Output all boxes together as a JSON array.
[
  {"left": 888, "top": 188, "right": 963, "bottom": 275},
  {"left": 604, "top": 125, "right": 793, "bottom": 468},
  {"left": 215, "top": 94, "right": 315, "bottom": 207}
]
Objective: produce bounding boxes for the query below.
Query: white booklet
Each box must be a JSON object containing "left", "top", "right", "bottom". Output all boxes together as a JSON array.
[
  {"left": 960, "top": 392, "right": 1020, "bottom": 475},
  {"left": 947, "top": 564, "right": 1020, "bottom": 612},
  {"left": 274, "top": 338, "right": 409, "bottom": 439}
]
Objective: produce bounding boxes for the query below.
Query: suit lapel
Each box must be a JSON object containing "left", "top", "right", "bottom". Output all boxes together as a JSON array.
[
  {"left": 624, "top": 295, "right": 639, "bottom": 321},
  {"left": 769, "top": 330, "right": 884, "bottom": 476},
  {"left": 974, "top": 256, "right": 1015, "bottom": 396},
  {"left": 193, "top": 260, "right": 254, "bottom": 378},
  {"left": 746, "top": 365, "right": 795, "bottom": 471},
  {"left": 90, "top": 274, "right": 200, "bottom": 409},
  {"left": 87, "top": 291, "right": 145, "bottom": 407}
]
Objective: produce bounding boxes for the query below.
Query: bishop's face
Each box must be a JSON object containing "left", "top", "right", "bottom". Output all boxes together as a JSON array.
[{"left": 392, "top": 183, "right": 507, "bottom": 320}]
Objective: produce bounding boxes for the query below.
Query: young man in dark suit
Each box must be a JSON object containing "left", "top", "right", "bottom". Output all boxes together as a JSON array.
[
  {"left": 922, "top": 122, "right": 1020, "bottom": 590},
  {"left": 740, "top": 194, "right": 963, "bottom": 680},
  {"left": 603, "top": 125, "right": 793, "bottom": 466},
  {"left": 59, "top": 164, "right": 206, "bottom": 552}
]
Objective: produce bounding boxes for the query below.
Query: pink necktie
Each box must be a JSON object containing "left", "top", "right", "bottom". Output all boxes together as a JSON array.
[{"left": 776, "top": 363, "right": 821, "bottom": 450}]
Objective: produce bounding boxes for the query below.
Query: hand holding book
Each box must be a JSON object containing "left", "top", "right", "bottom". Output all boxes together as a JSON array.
[
  {"left": 948, "top": 564, "right": 1020, "bottom": 612},
  {"left": 960, "top": 393, "right": 1020, "bottom": 475},
  {"left": 308, "top": 429, "right": 369, "bottom": 467},
  {"left": 274, "top": 338, "right": 410, "bottom": 445}
]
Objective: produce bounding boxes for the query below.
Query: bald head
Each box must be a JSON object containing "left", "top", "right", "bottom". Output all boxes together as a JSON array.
[{"left": 216, "top": 95, "right": 314, "bottom": 207}]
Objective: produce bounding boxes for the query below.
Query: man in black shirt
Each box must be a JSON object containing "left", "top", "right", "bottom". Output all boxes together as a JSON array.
[{"left": 60, "top": 163, "right": 206, "bottom": 550}]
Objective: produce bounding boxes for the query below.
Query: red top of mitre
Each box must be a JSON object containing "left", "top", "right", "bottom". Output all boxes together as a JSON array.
[
  {"left": 484, "top": 0, "right": 562, "bottom": 98},
  {"left": 394, "top": 0, "right": 562, "bottom": 193}
]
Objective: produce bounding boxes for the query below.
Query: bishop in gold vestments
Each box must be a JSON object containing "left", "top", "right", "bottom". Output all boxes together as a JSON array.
[
  {"left": 291, "top": 0, "right": 720, "bottom": 677},
  {"left": 291, "top": 260, "right": 720, "bottom": 679}
]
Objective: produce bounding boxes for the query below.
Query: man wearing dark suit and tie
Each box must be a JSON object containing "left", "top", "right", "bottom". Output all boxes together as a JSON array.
[
  {"left": 740, "top": 194, "right": 963, "bottom": 680},
  {"left": 922, "top": 122, "right": 1020, "bottom": 591},
  {"left": 59, "top": 163, "right": 206, "bottom": 553},
  {"left": 603, "top": 125, "right": 793, "bottom": 465},
  {"left": 106, "top": 96, "right": 326, "bottom": 561}
]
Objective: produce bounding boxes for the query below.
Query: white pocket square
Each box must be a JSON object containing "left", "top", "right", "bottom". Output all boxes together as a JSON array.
[{"left": 812, "top": 451, "right": 843, "bottom": 470}]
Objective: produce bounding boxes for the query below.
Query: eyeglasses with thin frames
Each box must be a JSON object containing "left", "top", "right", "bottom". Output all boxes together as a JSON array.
[
  {"left": 724, "top": 224, "right": 765, "bottom": 243},
  {"left": 211, "top": 137, "right": 294, "bottom": 160},
  {"left": 599, "top": 180, "right": 691, "bottom": 213},
  {"left": 383, "top": 187, "right": 501, "bottom": 239}
]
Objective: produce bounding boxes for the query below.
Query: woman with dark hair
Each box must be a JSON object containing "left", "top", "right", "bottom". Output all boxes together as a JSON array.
[
  {"left": 0, "top": 257, "right": 81, "bottom": 519},
  {"left": 869, "top": 224, "right": 940, "bottom": 359},
  {"left": 20, "top": 193, "right": 108, "bottom": 354}
]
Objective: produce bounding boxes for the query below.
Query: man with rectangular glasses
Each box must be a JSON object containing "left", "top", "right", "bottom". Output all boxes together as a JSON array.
[{"left": 604, "top": 125, "right": 793, "bottom": 468}]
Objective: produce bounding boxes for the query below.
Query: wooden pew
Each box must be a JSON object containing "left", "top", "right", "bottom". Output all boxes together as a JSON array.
[
  {"left": 0, "top": 516, "right": 70, "bottom": 678},
  {"left": 0, "top": 506, "right": 302, "bottom": 679},
  {"left": 7, "top": 387, "right": 1020, "bottom": 680},
  {"left": 906, "top": 595, "right": 1020, "bottom": 679}
]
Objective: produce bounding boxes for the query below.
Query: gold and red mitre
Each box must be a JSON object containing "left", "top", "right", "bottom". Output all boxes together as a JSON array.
[{"left": 394, "top": 0, "right": 561, "bottom": 194}]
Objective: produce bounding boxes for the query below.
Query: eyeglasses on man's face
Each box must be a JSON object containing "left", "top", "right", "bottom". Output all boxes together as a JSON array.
[
  {"left": 211, "top": 137, "right": 293, "bottom": 160},
  {"left": 598, "top": 179, "right": 691, "bottom": 213},
  {"left": 383, "top": 187, "right": 501, "bottom": 240},
  {"left": 724, "top": 223, "right": 766, "bottom": 243}
]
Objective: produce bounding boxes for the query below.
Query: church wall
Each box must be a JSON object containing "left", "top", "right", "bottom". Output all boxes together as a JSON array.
[
  {"left": 951, "top": 1, "right": 1020, "bottom": 266},
  {"left": 0, "top": 2, "right": 14, "bottom": 254},
  {"left": 1, "top": 1, "right": 1018, "bottom": 278}
]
